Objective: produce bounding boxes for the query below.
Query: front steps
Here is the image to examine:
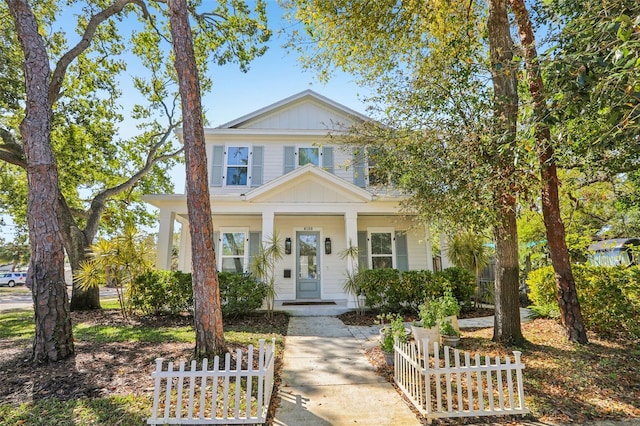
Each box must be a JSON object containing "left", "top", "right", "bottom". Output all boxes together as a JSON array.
[{"left": 273, "top": 299, "right": 351, "bottom": 316}]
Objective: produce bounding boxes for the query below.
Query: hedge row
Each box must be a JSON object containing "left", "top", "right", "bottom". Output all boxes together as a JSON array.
[
  {"left": 355, "top": 267, "right": 476, "bottom": 314},
  {"left": 527, "top": 265, "right": 640, "bottom": 338},
  {"left": 129, "top": 271, "right": 266, "bottom": 317}
]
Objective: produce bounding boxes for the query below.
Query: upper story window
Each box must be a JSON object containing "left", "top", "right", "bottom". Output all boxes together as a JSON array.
[
  {"left": 211, "top": 145, "right": 263, "bottom": 188},
  {"left": 226, "top": 147, "right": 249, "bottom": 185},
  {"left": 284, "top": 145, "right": 334, "bottom": 174}
]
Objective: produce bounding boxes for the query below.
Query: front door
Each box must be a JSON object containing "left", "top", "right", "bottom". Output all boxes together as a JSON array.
[{"left": 296, "top": 231, "right": 321, "bottom": 299}]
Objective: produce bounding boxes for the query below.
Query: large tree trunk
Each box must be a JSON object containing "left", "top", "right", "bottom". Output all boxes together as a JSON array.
[
  {"left": 509, "top": 0, "right": 588, "bottom": 344},
  {"left": 487, "top": 0, "right": 524, "bottom": 345},
  {"left": 8, "top": 0, "right": 74, "bottom": 362},
  {"left": 168, "top": 0, "right": 226, "bottom": 358}
]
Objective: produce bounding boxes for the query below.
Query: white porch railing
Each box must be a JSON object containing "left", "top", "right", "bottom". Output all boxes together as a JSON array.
[
  {"left": 147, "top": 338, "right": 276, "bottom": 425},
  {"left": 394, "top": 338, "right": 529, "bottom": 424}
]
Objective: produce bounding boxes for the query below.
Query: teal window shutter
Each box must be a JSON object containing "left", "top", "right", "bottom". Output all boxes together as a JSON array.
[
  {"left": 251, "top": 146, "right": 264, "bottom": 187},
  {"left": 353, "top": 147, "right": 366, "bottom": 188},
  {"left": 322, "top": 147, "right": 334, "bottom": 173},
  {"left": 211, "top": 146, "right": 224, "bottom": 186},
  {"left": 284, "top": 146, "right": 295, "bottom": 174},
  {"left": 357, "top": 231, "right": 368, "bottom": 270},
  {"left": 249, "top": 232, "right": 261, "bottom": 272},
  {"left": 396, "top": 231, "right": 409, "bottom": 271}
]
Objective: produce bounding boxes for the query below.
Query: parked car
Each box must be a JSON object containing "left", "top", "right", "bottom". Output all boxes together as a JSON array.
[
  {"left": 0, "top": 272, "right": 27, "bottom": 287},
  {"left": 587, "top": 238, "right": 640, "bottom": 267}
]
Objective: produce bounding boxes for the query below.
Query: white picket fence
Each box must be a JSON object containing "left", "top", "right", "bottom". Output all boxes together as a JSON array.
[
  {"left": 394, "top": 338, "right": 529, "bottom": 424},
  {"left": 147, "top": 338, "right": 276, "bottom": 425}
]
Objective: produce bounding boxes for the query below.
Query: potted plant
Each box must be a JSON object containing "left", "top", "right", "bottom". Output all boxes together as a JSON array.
[
  {"left": 377, "top": 313, "right": 409, "bottom": 365},
  {"left": 411, "top": 301, "right": 441, "bottom": 353},
  {"left": 438, "top": 288, "right": 461, "bottom": 335},
  {"left": 440, "top": 319, "right": 461, "bottom": 347}
]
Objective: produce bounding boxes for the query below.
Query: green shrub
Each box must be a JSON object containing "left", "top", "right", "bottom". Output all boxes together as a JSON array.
[
  {"left": 356, "top": 267, "right": 474, "bottom": 314},
  {"left": 526, "top": 266, "right": 557, "bottom": 308},
  {"left": 358, "top": 269, "right": 402, "bottom": 313},
  {"left": 218, "top": 272, "right": 267, "bottom": 317},
  {"left": 526, "top": 265, "right": 640, "bottom": 338},
  {"left": 129, "top": 271, "right": 266, "bottom": 318},
  {"left": 436, "top": 267, "right": 476, "bottom": 307},
  {"left": 129, "top": 270, "right": 192, "bottom": 316}
]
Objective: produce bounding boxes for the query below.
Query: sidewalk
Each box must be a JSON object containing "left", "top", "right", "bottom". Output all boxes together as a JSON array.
[{"left": 273, "top": 316, "right": 420, "bottom": 425}]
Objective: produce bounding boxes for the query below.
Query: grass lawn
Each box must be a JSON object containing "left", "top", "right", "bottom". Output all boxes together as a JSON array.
[{"left": 0, "top": 301, "right": 288, "bottom": 426}]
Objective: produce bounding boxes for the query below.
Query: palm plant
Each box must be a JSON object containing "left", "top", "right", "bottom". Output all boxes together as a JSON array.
[
  {"left": 340, "top": 240, "right": 365, "bottom": 315},
  {"left": 75, "top": 225, "right": 154, "bottom": 318},
  {"left": 250, "top": 231, "right": 284, "bottom": 317},
  {"left": 447, "top": 230, "right": 491, "bottom": 306}
]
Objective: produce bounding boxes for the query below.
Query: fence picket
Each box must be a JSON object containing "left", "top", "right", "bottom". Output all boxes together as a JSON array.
[
  {"left": 164, "top": 361, "right": 174, "bottom": 420},
  {"left": 211, "top": 356, "right": 220, "bottom": 420},
  {"left": 475, "top": 354, "right": 484, "bottom": 412},
  {"left": 464, "top": 352, "right": 473, "bottom": 411},
  {"left": 187, "top": 359, "right": 197, "bottom": 419},
  {"left": 496, "top": 356, "right": 505, "bottom": 410},
  {"left": 444, "top": 348, "right": 452, "bottom": 412},
  {"left": 176, "top": 362, "right": 185, "bottom": 420},
  {"left": 515, "top": 351, "right": 525, "bottom": 410},
  {"left": 506, "top": 356, "right": 515, "bottom": 409}
]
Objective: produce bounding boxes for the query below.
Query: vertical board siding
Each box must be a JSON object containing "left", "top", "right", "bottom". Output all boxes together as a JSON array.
[{"left": 148, "top": 339, "right": 276, "bottom": 425}]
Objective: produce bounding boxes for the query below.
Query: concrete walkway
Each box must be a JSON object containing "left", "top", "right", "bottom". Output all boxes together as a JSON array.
[{"left": 273, "top": 316, "right": 420, "bottom": 426}]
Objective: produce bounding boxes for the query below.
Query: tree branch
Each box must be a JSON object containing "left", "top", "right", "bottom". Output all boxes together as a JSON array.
[
  {"left": 0, "top": 128, "right": 26, "bottom": 167},
  {"left": 49, "top": 0, "right": 150, "bottom": 106},
  {"left": 82, "top": 121, "right": 183, "bottom": 239}
]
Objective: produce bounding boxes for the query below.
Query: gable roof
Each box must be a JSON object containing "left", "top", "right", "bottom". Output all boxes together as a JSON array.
[
  {"left": 217, "top": 90, "right": 369, "bottom": 129},
  {"left": 244, "top": 163, "right": 373, "bottom": 203}
]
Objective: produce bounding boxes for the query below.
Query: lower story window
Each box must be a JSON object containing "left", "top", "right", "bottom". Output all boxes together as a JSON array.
[
  {"left": 220, "top": 229, "right": 248, "bottom": 273},
  {"left": 370, "top": 229, "right": 394, "bottom": 269}
]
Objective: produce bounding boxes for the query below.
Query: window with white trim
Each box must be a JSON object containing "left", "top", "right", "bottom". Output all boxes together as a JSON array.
[
  {"left": 368, "top": 228, "right": 395, "bottom": 269},
  {"left": 220, "top": 228, "right": 249, "bottom": 273},
  {"left": 226, "top": 146, "right": 249, "bottom": 186}
]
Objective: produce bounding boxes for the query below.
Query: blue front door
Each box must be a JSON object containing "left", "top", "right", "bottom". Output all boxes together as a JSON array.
[{"left": 296, "top": 231, "right": 321, "bottom": 299}]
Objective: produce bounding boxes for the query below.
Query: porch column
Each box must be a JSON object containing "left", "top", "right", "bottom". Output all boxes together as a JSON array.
[
  {"left": 424, "top": 224, "right": 434, "bottom": 271},
  {"left": 261, "top": 208, "right": 275, "bottom": 243},
  {"left": 344, "top": 211, "right": 359, "bottom": 274},
  {"left": 178, "top": 223, "right": 191, "bottom": 271},
  {"left": 439, "top": 231, "right": 450, "bottom": 269},
  {"left": 157, "top": 209, "right": 175, "bottom": 270}
]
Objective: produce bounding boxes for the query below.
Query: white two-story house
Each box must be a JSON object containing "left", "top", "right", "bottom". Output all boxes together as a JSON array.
[{"left": 144, "top": 90, "right": 448, "bottom": 309}]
